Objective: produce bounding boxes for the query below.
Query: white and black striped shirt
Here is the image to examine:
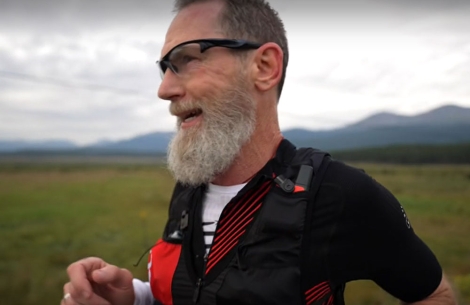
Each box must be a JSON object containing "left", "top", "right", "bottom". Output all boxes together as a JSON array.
[{"left": 202, "top": 182, "right": 246, "bottom": 253}]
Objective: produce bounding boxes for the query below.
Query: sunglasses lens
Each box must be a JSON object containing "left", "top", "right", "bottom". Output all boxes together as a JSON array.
[{"left": 157, "top": 61, "right": 167, "bottom": 79}]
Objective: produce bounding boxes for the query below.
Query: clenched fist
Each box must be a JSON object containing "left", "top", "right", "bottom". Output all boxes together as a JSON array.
[{"left": 61, "top": 257, "right": 135, "bottom": 305}]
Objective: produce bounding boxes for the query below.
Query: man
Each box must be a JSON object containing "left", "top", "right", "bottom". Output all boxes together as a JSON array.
[{"left": 62, "top": 0, "right": 457, "bottom": 304}]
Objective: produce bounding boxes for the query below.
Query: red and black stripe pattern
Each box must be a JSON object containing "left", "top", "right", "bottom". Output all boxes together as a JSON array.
[
  {"left": 305, "top": 281, "right": 334, "bottom": 305},
  {"left": 205, "top": 180, "right": 272, "bottom": 274}
]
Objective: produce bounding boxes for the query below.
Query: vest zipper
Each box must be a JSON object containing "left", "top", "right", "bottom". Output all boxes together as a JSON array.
[
  {"left": 192, "top": 176, "right": 269, "bottom": 303},
  {"left": 193, "top": 180, "right": 240, "bottom": 304},
  {"left": 193, "top": 252, "right": 208, "bottom": 304},
  {"left": 192, "top": 278, "right": 202, "bottom": 304}
]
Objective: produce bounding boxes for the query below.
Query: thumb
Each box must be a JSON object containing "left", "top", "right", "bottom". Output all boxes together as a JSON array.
[{"left": 92, "top": 265, "right": 133, "bottom": 289}]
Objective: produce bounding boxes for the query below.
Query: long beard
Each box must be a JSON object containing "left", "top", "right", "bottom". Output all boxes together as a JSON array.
[{"left": 167, "top": 81, "right": 256, "bottom": 186}]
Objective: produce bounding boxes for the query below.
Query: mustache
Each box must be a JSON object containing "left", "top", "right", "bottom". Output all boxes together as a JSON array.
[{"left": 169, "top": 100, "right": 204, "bottom": 116}]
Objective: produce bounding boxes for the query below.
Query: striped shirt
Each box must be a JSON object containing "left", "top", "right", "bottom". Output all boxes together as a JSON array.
[{"left": 202, "top": 182, "right": 247, "bottom": 253}]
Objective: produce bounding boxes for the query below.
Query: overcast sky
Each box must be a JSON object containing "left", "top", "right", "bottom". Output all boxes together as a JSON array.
[{"left": 1, "top": 0, "right": 469, "bottom": 145}]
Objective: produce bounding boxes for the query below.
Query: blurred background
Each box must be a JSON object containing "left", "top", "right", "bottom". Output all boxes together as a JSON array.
[{"left": 0, "top": 0, "right": 469, "bottom": 304}]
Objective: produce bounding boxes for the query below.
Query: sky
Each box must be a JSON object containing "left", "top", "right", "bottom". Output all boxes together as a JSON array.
[{"left": 1, "top": 0, "right": 469, "bottom": 145}]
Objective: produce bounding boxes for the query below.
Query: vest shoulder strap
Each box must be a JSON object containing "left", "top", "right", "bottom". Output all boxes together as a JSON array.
[
  {"left": 294, "top": 147, "right": 330, "bottom": 174},
  {"left": 163, "top": 182, "right": 199, "bottom": 243},
  {"left": 295, "top": 148, "right": 333, "bottom": 295}
]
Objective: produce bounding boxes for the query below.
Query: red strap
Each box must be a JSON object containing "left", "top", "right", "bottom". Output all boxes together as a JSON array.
[{"left": 148, "top": 239, "right": 182, "bottom": 305}]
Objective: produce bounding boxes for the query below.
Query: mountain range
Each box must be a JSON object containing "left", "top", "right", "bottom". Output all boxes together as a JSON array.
[{"left": 1, "top": 104, "right": 469, "bottom": 154}]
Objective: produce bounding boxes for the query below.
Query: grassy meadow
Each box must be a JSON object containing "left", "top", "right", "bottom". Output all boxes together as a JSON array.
[{"left": 0, "top": 160, "right": 469, "bottom": 305}]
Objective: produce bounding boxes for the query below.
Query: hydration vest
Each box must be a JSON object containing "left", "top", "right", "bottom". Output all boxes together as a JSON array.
[{"left": 148, "top": 140, "right": 346, "bottom": 305}]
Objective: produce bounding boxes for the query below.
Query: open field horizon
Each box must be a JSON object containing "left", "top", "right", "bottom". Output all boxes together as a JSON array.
[{"left": 0, "top": 161, "right": 469, "bottom": 305}]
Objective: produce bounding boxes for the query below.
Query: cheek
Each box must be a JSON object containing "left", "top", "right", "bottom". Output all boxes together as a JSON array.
[
  {"left": 185, "top": 65, "right": 233, "bottom": 97},
  {"left": 211, "top": 63, "right": 231, "bottom": 79}
]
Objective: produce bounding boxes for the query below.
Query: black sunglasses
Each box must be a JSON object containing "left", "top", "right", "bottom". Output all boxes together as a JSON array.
[{"left": 156, "top": 38, "right": 262, "bottom": 78}]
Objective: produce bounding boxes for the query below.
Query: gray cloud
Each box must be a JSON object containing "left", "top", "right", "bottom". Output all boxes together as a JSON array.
[
  {"left": 0, "top": 75, "right": 171, "bottom": 143},
  {"left": 4, "top": 0, "right": 470, "bottom": 33},
  {"left": 0, "top": 28, "right": 168, "bottom": 143},
  {"left": 1, "top": 0, "right": 469, "bottom": 143},
  {"left": 1, "top": 0, "right": 173, "bottom": 35},
  {"left": 291, "top": 3, "right": 470, "bottom": 100}
]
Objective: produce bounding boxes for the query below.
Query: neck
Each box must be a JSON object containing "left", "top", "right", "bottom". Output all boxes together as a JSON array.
[{"left": 211, "top": 120, "right": 283, "bottom": 186}]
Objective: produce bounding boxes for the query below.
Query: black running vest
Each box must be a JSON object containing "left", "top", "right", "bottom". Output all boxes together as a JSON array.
[{"left": 148, "top": 140, "right": 345, "bottom": 305}]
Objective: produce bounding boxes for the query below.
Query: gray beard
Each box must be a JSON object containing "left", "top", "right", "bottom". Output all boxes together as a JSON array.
[{"left": 167, "top": 86, "right": 256, "bottom": 187}]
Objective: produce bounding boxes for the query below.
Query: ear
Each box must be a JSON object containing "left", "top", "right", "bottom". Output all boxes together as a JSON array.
[{"left": 251, "top": 42, "right": 283, "bottom": 93}]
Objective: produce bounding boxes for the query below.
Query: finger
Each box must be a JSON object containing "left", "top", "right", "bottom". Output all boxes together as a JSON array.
[
  {"left": 62, "top": 283, "right": 74, "bottom": 305},
  {"left": 91, "top": 265, "right": 133, "bottom": 289},
  {"left": 61, "top": 295, "right": 73, "bottom": 305},
  {"left": 63, "top": 282, "right": 86, "bottom": 305},
  {"left": 82, "top": 293, "right": 112, "bottom": 305},
  {"left": 66, "top": 289, "right": 111, "bottom": 305},
  {"left": 61, "top": 292, "right": 73, "bottom": 305},
  {"left": 63, "top": 282, "right": 73, "bottom": 295},
  {"left": 67, "top": 257, "right": 107, "bottom": 300}
]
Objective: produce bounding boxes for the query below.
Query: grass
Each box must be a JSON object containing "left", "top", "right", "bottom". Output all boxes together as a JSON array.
[
  {"left": 0, "top": 164, "right": 173, "bottom": 305},
  {"left": 0, "top": 162, "right": 469, "bottom": 305}
]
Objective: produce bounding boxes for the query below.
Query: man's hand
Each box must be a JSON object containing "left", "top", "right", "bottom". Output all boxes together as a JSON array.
[
  {"left": 401, "top": 274, "right": 457, "bottom": 305},
  {"left": 61, "top": 257, "right": 135, "bottom": 305}
]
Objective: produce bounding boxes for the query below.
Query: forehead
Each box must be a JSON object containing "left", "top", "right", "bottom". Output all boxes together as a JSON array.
[{"left": 160, "top": 1, "right": 225, "bottom": 57}]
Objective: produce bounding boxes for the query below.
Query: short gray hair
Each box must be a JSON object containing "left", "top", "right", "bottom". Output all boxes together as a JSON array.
[{"left": 173, "top": 0, "right": 289, "bottom": 100}]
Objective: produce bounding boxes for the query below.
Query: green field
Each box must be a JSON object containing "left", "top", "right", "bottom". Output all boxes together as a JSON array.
[{"left": 0, "top": 162, "right": 469, "bottom": 305}]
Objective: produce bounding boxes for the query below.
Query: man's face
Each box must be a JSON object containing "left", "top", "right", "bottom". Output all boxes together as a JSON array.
[{"left": 159, "top": 2, "right": 258, "bottom": 186}]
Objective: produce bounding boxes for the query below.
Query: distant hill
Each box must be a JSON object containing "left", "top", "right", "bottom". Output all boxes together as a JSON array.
[
  {"left": 288, "top": 123, "right": 470, "bottom": 151},
  {"left": 90, "top": 104, "right": 470, "bottom": 153},
  {"left": 87, "top": 132, "right": 174, "bottom": 153},
  {"left": 349, "top": 105, "right": 470, "bottom": 128},
  {"left": 1, "top": 104, "right": 469, "bottom": 154},
  {"left": 280, "top": 105, "right": 470, "bottom": 150},
  {"left": 0, "top": 139, "right": 77, "bottom": 153}
]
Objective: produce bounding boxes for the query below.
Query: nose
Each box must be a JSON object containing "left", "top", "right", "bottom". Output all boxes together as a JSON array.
[{"left": 158, "top": 70, "right": 184, "bottom": 101}]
